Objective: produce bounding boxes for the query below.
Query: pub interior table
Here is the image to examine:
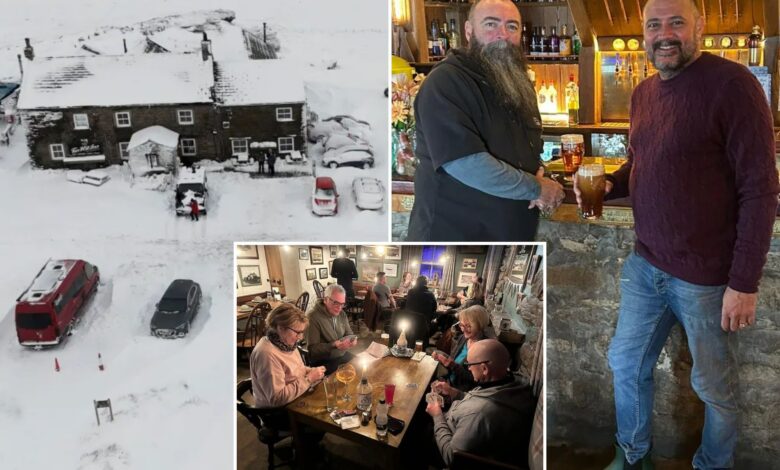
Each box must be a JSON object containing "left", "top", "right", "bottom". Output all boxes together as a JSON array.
[
  {"left": 287, "top": 355, "right": 438, "bottom": 469},
  {"left": 236, "top": 298, "right": 283, "bottom": 321}
]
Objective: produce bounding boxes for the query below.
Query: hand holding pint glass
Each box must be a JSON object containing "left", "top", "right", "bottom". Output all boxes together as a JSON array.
[{"left": 574, "top": 163, "right": 608, "bottom": 219}]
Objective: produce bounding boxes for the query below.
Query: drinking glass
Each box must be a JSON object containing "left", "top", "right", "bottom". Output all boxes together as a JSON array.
[{"left": 336, "top": 363, "right": 356, "bottom": 401}]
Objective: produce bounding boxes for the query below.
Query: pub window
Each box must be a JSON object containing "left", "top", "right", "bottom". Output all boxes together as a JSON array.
[
  {"left": 177, "top": 109, "right": 194, "bottom": 125},
  {"left": 180, "top": 138, "right": 197, "bottom": 156},
  {"left": 115, "top": 111, "right": 131, "bottom": 128},
  {"left": 222, "top": 121, "right": 230, "bottom": 129},
  {"left": 231, "top": 138, "right": 248, "bottom": 155},
  {"left": 278, "top": 136, "right": 295, "bottom": 152},
  {"left": 73, "top": 113, "right": 89, "bottom": 130},
  {"left": 118, "top": 142, "right": 130, "bottom": 160},
  {"left": 419, "top": 246, "right": 447, "bottom": 289},
  {"left": 275, "top": 107, "right": 293, "bottom": 122},
  {"left": 50, "top": 143, "right": 66, "bottom": 160}
]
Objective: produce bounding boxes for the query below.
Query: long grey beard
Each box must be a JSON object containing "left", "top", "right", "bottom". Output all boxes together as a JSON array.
[{"left": 467, "top": 39, "right": 538, "bottom": 117}]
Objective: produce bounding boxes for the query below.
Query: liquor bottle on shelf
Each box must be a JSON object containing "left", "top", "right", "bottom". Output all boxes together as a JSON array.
[
  {"left": 540, "top": 26, "right": 549, "bottom": 57},
  {"left": 547, "top": 81, "right": 558, "bottom": 113},
  {"left": 748, "top": 25, "right": 762, "bottom": 66},
  {"left": 440, "top": 20, "right": 449, "bottom": 53},
  {"left": 572, "top": 27, "right": 581, "bottom": 55},
  {"left": 537, "top": 81, "right": 548, "bottom": 110},
  {"left": 559, "top": 25, "right": 572, "bottom": 57},
  {"left": 550, "top": 26, "right": 560, "bottom": 57},
  {"left": 521, "top": 23, "right": 530, "bottom": 54},
  {"left": 448, "top": 19, "right": 460, "bottom": 50},
  {"left": 430, "top": 20, "right": 441, "bottom": 58},
  {"left": 530, "top": 27, "right": 540, "bottom": 57},
  {"left": 565, "top": 74, "right": 579, "bottom": 125}
]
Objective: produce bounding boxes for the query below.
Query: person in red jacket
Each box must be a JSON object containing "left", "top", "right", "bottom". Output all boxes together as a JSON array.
[{"left": 189, "top": 198, "right": 200, "bottom": 222}]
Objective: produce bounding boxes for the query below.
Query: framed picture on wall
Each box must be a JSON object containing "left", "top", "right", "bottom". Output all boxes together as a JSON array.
[
  {"left": 238, "top": 265, "right": 262, "bottom": 287},
  {"left": 383, "top": 263, "right": 398, "bottom": 277},
  {"left": 310, "top": 246, "right": 324, "bottom": 265},
  {"left": 298, "top": 248, "right": 309, "bottom": 260},
  {"left": 361, "top": 262, "right": 382, "bottom": 282},
  {"left": 236, "top": 245, "right": 258, "bottom": 259},
  {"left": 364, "top": 246, "right": 384, "bottom": 260},
  {"left": 305, "top": 268, "right": 317, "bottom": 281},
  {"left": 329, "top": 246, "right": 338, "bottom": 258},
  {"left": 346, "top": 245, "right": 357, "bottom": 257},
  {"left": 319, "top": 268, "right": 329, "bottom": 279},
  {"left": 385, "top": 245, "right": 402, "bottom": 260},
  {"left": 462, "top": 258, "right": 477, "bottom": 269},
  {"left": 457, "top": 271, "right": 475, "bottom": 288}
]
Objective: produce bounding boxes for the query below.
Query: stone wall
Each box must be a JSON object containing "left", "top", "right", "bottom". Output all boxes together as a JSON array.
[{"left": 539, "top": 219, "right": 780, "bottom": 468}]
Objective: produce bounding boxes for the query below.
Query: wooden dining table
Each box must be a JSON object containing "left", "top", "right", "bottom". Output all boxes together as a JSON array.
[
  {"left": 236, "top": 298, "right": 283, "bottom": 320},
  {"left": 287, "top": 354, "right": 438, "bottom": 469}
]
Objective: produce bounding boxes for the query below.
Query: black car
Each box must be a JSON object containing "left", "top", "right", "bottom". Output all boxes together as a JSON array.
[{"left": 151, "top": 280, "right": 202, "bottom": 338}]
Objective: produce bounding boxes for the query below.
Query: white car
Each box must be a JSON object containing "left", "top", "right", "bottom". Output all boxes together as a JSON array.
[
  {"left": 307, "top": 120, "right": 348, "bottom": 143},
  {"left": 322, "top": 133, "right": 369, "bottom": 152},
  {"left": 322, "top": 144, "right": 375, "bottom": 170},
  {"left": 66, "top": 169, "right": 111, "bottom": 186},
  {"left": 323, "top": 115, "right": 372, "bottom": 141},
  {"left": 352, "top": 177, "right": 384, "bottom": 211}
]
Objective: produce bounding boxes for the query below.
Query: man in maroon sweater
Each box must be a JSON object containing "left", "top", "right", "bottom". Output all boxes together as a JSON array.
[{"left": 574, "top": 0, "right": 779, "bottom": 468}]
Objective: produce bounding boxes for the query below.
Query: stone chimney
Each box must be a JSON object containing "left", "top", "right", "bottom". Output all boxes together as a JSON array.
[
  {"left": 201, "top": 32, "right": 212, "bottom": 61},
  {"left": 23, "top": 38, "right": 34, "bottom": 61}
]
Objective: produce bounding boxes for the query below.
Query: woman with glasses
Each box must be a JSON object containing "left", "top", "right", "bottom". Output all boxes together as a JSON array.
[
  {"left": 250, "top": 304, "right": 326, "bottom": 409},
  {"left": 432, "top": 305, "right": 496, "bottom": 391}
]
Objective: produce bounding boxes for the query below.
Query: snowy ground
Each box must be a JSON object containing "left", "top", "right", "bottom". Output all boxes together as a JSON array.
[{"left": 0, "top": 1, "right": 388, "bottom": 468}]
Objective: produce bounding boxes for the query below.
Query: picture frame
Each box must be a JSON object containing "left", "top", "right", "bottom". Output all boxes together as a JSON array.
[
  {"left": 310, "top": 246, "right": 324, "bottom": 265},
  {"left": 319, "top": 267, "right": 329, "bottom": 279},
  {"left": 385, "top": 245, "right": 402, "bottom": 260},
  {"left": 346, "top": 245, "right": 357, "bottom": 257},
  {"left": 329, "top": 246, "right": 338, "bottom": 258},
  {"left": 363, "top": 245, "right": 384, "bottom": 260},
  {"left": 360, "top": 262, "right": 382, "bottom": 282},
  {"left": 383, "top": 263, "right": 398, "bottom": 277},
  {"left": 238, "top": 265, "right": 262, "bottom": 287},
  {"left": 462, "top": 257, "right": 478, "bottom": 269},
  {"left": 456, "top": 271, "right": 475, "bottom": 288},
  {"left": 305, "top": 268, "right": 317, "bottom": 281},
  {"left": 298, "top": 247, "right": 309, "bottom": 260},
  {"left": 236, "top": 245, "right": 258, "bottom": 259}
]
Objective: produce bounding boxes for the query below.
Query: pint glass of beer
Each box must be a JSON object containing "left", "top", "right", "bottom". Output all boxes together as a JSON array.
[
  {"left": 560, "top": 134, "right": 584, "bottom": 178},
  {"left": 577, "top": 163, "right": 606, "bottom": 219}
]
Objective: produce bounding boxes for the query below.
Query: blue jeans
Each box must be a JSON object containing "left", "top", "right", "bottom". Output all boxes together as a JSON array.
[{"left": 608, "top": 252, "right": 739, "bottom": 469}]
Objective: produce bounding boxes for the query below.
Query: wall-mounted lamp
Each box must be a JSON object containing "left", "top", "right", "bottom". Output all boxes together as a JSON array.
[{"left": 392, "top": 0, "right": 411, "bottom": 28}]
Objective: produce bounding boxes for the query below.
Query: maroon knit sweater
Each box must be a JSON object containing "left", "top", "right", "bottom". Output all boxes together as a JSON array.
[{"left": 607, "top": 52, "right": 778, "bottom": 293}]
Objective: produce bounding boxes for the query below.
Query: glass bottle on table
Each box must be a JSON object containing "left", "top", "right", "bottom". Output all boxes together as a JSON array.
[
  {"left": 357, "top": 375, "right": 372, "bottom": 412},
  {"left": 375, "top": 398, "right": 388, "bottom": 438}
]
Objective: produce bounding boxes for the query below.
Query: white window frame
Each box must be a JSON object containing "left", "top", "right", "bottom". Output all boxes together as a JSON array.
[
  {"left": 115, "top": 111, "right": 131, "bottom": 128},
  {"left": 180, "top": 138, "right": 197, "bottom": 156},
  {"left": 275, "top": 107, "right": 293, "bottom": 122},
  {"left": 50, "top": 143, "right": 66, "bottom": 160},
  {"left": 278, "top": 136, "right": 295, "bottom": 152},
  {"left": 231, "top": 138, "right": 249, "bottom": 155},
  {"left": 177, "top": 109, "right": 194, "bottom": 125},
  {"left": 73, "top": 113, "right": 89, "bottom": 130},
  {"left": 118, "top": 142, "right": 129, "bottom": 160}
]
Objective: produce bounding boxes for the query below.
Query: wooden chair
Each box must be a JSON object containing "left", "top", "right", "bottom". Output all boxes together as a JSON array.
[
  {"left": 237, "top": 302, "right": 272, "bottom": 360},
  {"left": 294, "top": 291, "right": 310, "bottom": 312},
  {"left": 344, "top": 297, "right": 364, "bottom": 324},
  {"left": 312, "top": 280, "right": 325, "bottom": 300},
  {"left": 236, "top": 379, "right": 294, "bottom": 470}
]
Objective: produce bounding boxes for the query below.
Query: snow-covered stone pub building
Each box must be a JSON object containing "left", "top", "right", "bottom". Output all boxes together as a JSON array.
[{"left": 16, "top": 37, "right": 305, "bottom": 169}]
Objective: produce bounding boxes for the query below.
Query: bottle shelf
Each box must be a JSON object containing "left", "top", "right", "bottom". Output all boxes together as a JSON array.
[{"left": 528, "top": 57, "right": 579, "bottom": 64}]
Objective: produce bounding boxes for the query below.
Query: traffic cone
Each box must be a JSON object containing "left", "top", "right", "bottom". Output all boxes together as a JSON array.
[
  {"left": 98, "top": 353, "right": 105, "bottom": 371},
  {"left": 54, "top": 357, "right": 60, "bottom": 372}
]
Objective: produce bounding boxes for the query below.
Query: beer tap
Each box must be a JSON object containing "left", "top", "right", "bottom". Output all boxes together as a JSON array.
[{"left": 614, "top": 53, "right": 622, "bottom": 84}]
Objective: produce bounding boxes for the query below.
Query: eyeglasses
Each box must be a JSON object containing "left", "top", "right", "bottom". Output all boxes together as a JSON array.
[
  {"left": 326, "top": 297, "right": 345, "bottom": 307},
  {"left": 462, "top": 359, "right": 490, "bottom": 368},
  {"left": 284, "top": 326, "right": 305, "bottom": 336}
]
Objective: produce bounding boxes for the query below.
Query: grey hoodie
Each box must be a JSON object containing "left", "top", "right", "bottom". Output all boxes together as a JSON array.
[
  {"left": 305, "top": 299, "right": 353, "bottom": 363},
  {"left": 433, "top": 375, "right": 536, "bottom": 467}
]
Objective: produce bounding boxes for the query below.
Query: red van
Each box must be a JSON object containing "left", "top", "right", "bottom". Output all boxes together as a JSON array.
[{"left": 15, "top": 259, "right": 100, "bottom": 347}]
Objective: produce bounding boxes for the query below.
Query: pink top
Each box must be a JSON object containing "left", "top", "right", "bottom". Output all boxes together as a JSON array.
[{"left": 250, "top": 337, "right": 312, "bottom": 408}]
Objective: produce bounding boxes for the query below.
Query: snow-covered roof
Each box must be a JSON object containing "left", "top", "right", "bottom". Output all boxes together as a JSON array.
[
  {"left": 128, "top": 126, "right": 180, "bottom": 150},
  {"left": 214, "top": 59, "right": 305, "bottom": 106},
  {"left": 19, "top": 259, "right": 77, "bottom": 303},
  {"left": 177, "top": 167, "right": 206, "bottom": 184},
  {"left": 17, "top": 54, "right": 214, "bottom": 110}
]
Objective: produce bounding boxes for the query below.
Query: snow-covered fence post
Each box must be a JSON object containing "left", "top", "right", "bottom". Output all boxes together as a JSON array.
[{"left": 93, "top": 399, "right": 114, "bottom": 426}]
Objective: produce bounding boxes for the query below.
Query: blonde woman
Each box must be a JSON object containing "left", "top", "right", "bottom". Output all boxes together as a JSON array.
[
  {"left": 250, "top": 304, "right": 325, "bottom": 409},
  {"left": 432, "top": 305, "right": 496, "bottom": 390}
]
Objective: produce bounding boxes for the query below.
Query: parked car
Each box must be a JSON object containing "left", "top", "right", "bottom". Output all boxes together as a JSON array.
[
  {"left": 352, "top": 177, "right": 385, "bottom": 211},
  {"left": 322, "top": 145, "right": 375, "bottom": 170},
  {"left": 307, "top": 120, "right": 348, "bottom": 143},
  {"left": 175, "top": 167, "right": 207, "bottom": 216},
  {"left": 322, "top": 133, "right": 369, "bottom": 152},
  {"left": 312, "top": 176, "right": 339, "bottom": 216},
  {"left": 322, "top": 115, "right": 372, "bottom": 141},
  {"left": 150, "top": 280, "right": 202, "bottom": 338},
  {"left": 15, "top": 259, "right": 100, "bottom": 347},
  {"left": 66, "top": 169, "right": 111, "bottom": 186}
]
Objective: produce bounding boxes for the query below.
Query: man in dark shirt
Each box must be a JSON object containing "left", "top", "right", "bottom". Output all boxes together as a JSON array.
[
  {"left": 406, "top": 0, "right": 564, "bottom": 241},
  {"left": 573, "top": 0, "right": 778, "bottom": 468},
  {"left": 406, "top": 275, "right": 438, "bottom": 326},
  {"left": 330, "top": 255, "right": 358, "bottom": 297}
]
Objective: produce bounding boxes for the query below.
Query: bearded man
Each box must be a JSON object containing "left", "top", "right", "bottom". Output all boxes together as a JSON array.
[{"left": 406, "top": 0, "right": 564, "bottom": 241}]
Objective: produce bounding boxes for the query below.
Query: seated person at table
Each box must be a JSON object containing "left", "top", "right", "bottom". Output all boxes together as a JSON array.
[
  {"left": 405, "top": 276, "right": 437, "bottom": 326},
  {"left": 250, "top": 304, "right": 326, "bottom": 411},
  {"left": 432, "top": 305, "right": 496, "bottom": 391},
  {"left": 457, "top": 275, "right": 484, "bottom": 307},
  {"left": 397, "top": 271, "right": 414, "bottom": 296},
  {"left": 389, "top": 308, "right": 430, "bottom": 351},
  {"left": 425, "top": 339, "right": 535, "bottom": 468},
  {"left": 305, "top": 284, "right": 358, "bottom": 374}
]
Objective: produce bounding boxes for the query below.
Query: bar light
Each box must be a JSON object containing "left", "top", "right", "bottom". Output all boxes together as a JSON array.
[{"left": 392, "top": 0, "right": 411, "bottom": 28}]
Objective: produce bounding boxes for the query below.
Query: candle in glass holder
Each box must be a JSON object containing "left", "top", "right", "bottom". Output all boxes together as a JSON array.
[{"left": 397, "top": 321, "right": 408, "bottom": 349}]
